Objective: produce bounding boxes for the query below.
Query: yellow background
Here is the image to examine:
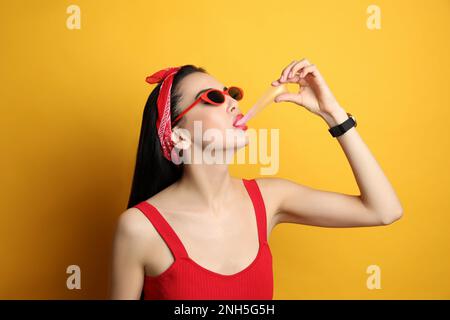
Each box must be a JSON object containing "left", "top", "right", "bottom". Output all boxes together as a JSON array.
[{"left": 1, "top": 0, "right": 449, "bottom": 299}]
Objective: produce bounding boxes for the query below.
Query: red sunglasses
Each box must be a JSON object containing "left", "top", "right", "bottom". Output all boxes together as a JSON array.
[{"left": 171, "top": 86, "right": 244, "bottom": 126}]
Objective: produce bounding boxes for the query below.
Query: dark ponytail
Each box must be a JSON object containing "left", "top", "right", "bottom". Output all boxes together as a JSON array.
[{"left": 126, "top": 64, "right": 207, "bottom": 209}]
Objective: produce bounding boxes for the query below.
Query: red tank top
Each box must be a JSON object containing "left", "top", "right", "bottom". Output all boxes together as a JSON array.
[{"left": 133, "top": 178, "right": 273, "bottom": 300}]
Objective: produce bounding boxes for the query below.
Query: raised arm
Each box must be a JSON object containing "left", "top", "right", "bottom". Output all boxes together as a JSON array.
[{"left": 263, "top": 58, "right": 403, "bottom": 228}]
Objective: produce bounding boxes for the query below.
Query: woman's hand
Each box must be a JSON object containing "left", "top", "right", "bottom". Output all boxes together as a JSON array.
[{"left": 271, "top": 58, "right": 345, "bottom": 122}]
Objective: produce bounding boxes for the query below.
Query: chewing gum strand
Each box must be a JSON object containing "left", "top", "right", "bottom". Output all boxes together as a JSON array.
[{"left": 235, "top": 83, "right": 289, "bottom": 126}]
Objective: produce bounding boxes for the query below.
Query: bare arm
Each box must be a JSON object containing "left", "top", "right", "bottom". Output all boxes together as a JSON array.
[
  {"left": 264, "top": 58, "right": 403, "bottom": 228},
  {"left": 109, "top": 209, "right": 147, "bottom": 299},
  {"left": 258, "top": 109, "right": 403, "bottom": 228},
  {"left": 322, "top": 108, "right": 403, "bottom": 224}
]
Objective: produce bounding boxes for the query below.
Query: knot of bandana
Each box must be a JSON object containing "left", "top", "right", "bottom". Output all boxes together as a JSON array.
[{"left": 145, "top": 66, "right": 182, "bottom": 162}]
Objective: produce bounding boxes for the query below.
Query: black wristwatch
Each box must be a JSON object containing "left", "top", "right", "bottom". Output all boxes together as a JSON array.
[{"left": 328, "top": 112, "right": 357, "bottom": 137}]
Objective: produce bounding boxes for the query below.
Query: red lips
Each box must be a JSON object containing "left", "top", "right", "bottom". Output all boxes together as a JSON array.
[{"left": 233, "top": 114, "right": 248, "bottom": 131}]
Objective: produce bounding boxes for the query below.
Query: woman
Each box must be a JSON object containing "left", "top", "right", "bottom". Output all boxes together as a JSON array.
[{"left": 110, "top": 59, "right": 403, "bottom": 300}]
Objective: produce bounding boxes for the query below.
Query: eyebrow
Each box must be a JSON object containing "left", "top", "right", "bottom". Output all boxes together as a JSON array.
[{"left": 195, "top": 86, "right": 227, "bottom": 100}]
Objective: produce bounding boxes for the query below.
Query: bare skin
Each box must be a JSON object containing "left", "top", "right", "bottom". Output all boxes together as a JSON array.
[{"left": 110, "top": 58, "right": 403, "bottom": 299}]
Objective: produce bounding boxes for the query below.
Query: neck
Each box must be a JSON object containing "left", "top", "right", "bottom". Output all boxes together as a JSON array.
[{"left": 176, "top": 162, "right": 234, "bottom": 211}]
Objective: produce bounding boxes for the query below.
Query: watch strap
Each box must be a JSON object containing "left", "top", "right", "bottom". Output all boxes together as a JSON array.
[{"left": 328, "top": 113, "right": 356, "bottom": 137}]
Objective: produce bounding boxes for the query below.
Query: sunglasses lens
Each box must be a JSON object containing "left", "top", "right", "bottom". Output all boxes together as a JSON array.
[
  {"left": 206, "top": 90, "right": 225, "bottom": 104},
  {"left": 228, "top": 87, "right": 243, "bottom": 100}
]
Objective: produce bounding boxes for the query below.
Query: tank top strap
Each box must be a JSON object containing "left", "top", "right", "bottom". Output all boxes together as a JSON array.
[
  {"left": 242, "top": 178, "right": 268, "bottom": 244},
  {"left": 133, "top": 201, "right": 189, "bottom": 259}
]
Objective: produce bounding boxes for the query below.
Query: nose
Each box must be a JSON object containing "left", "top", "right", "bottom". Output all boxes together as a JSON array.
[
  {"left": 228, "top": 104, "right": 241, "bottom": 115},
  {"left": 227, "top": 99, "right": 240, "bottom": 114}
]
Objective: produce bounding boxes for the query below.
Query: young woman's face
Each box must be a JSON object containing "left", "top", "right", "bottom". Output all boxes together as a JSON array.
[{"left": 175, "top": 72, "right": 249, "bottom": 154}]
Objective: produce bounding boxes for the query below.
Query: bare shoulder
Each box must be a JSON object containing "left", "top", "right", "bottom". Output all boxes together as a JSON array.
[
  {"left": 255, "top": 176, "right": 307, "bottom": 197},
  {"left": 254, "top": 176, "right": 297, "bottom": 188},
  {"left": 253, "top": 177, "right": 297, "bottom": 231},
  {"left": 254, "top": 177, "right": 310, "bottom": 219},
  {"left": 254, "top": 176, "right": 295, "bottom": 209},
  {"left": 114, "top": 207, "right": 160, "bottom": 250},
  {"left": 114, "top": 180, "right": 181, "bottom": 241}
]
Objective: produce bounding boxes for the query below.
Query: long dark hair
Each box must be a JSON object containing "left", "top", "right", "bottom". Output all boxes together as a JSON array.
[{"left": 127, "top": 64, "right": 207, "bottom": 209}]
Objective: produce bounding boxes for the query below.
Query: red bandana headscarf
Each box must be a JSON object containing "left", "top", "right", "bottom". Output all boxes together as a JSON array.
[{"left": 145, "top": 66, "right": 181, "bottom": 162}]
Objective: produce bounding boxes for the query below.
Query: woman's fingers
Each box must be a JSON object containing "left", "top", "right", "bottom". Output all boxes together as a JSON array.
[
  {"left": 298, "top": 64, "right": 319, "bottom": 78},
  {"left": 272, "top": 58, "right": 314, "bottom": 86},
  {"left": 279, "top": 60, "right": 298, "bottom": 83},
  {"left": 274, "top": 92, "right": 302, "bottom": 104},
  {"left": 271, "top": 74, "right": 309, "bottom": 87},
  {"left": 272, "top": 74, "right": 299, "bottom": 86},
  {"left": 271, "top": 57, "right": 319, "bottom": 89},
  {"left": 288, "top": 59, "right": 311, "bottom": 79}
]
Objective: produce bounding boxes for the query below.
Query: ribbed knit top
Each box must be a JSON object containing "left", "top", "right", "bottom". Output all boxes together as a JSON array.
[{"left": 133, "top": 178, "right": 273, "bottom": 300}]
